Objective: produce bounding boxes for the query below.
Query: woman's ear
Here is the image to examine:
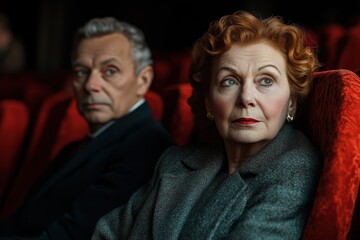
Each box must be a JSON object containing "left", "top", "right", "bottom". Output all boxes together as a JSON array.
[
  {"left": 204, "top": 96, "right": 211, "bottom": 113},
  {"left": 288, "top": 98, "right": 297, "bottom": 116}
]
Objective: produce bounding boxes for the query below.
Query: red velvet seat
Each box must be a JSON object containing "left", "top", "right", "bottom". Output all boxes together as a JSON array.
[
  {"left": 355, "top": 68, "right": 360, "bottom": 77},
  {"left": 161, "top": 83, "right": 195, "bottom": 145},
  {"left": 152, "top": 54, "right": 174, "bottom": 94},
  {"left": 0, "top": 89, "right": 164, "bottom": 219},
  {"left": 151, "top": 50, "right": 192, "bottom": 94},
  {"left": 145, "top": 90, "right": 163, "bottom": 121},
  {"left": 0, "top": 91, "right": 88, "bottom": 219},
  {"left": 294, "top": 69, "right": 360, "bottom": 239},
  {"left": 337, "top": 23, "right": 360, "bottom": 71},
  {"left": 317, "top": 23, "right": 346, "bottom": 70},
  {"left": 175, "top": 49, "right": 192, "bottom": 84},
  {"left": 0, "top": 100, "right": 29, "bottom": 200},
  {"left": 304, "top": 27, "right": 319, "bottom": 49}
]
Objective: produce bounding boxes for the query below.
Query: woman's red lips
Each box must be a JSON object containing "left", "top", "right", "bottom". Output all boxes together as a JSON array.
[{"left": 233, "top": 118, "right": 259, "bottom": 124}]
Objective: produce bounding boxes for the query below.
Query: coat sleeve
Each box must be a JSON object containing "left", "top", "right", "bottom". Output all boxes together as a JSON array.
[
  {"left": 91, "top": 147, "right": 172, "bottom": 240},
  {"left": 45, "top": 128, "right": 172, "bottom": 240}
]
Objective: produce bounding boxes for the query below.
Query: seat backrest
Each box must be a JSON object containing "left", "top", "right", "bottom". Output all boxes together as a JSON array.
[
  {"left": 0, "top": 100, "right": 29, "bottom": 200},
  {"left": 355, "top": 68, "right": 360, "bottom": 77},
  {"left": 337, "top": 23, "right": 360, "bottom": 71},
  {"left": 0, "top": 90, "right": 166, "bottom": 219},
  {"left": 317, "top": 23, "right": 346, "bottom": 70},
  {"left": 161, "top": 83, "right": 195, "bottom": 145},
  {"left": 293, "top": 69, "right": 360, "bottom": 239},
  {"left": 47, "top": 95, "right": 89, "bottom": 161},
  {"left": 145, "top": 90, "right": 163, "bottom": 121},
  {"left": 0, "top": 91, "right": 88, "bottom": 219},
  {"left": 151, "top": 50, "right": 192, "bottom": 94}
]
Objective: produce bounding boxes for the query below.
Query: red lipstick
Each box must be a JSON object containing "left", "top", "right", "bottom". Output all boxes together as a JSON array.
[{"left": 233, "top": 118, "right": 259, "bottom": 125}]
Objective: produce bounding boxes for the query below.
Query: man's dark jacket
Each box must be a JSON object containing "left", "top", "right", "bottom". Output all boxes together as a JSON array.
[{"left": 0, "top": 101, "right": 174, "bottom": 239}]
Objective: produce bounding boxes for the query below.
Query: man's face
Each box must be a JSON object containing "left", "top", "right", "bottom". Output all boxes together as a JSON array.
[{"left": 72, "top": 33, "right": 141, "bottom": 132}]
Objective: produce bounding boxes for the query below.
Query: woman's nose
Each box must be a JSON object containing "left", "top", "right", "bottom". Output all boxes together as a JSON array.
[{"left": 237, "top": 83, "right": 256, "bottom": 108}]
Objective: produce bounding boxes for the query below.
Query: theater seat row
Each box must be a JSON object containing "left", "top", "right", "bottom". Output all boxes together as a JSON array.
[{"left": 0, "top": 84, "right": 195, "bottom": 219}]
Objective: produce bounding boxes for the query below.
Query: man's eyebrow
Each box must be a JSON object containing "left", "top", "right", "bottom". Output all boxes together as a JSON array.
[{"left": 72, "top": 58, "right": 120, "bottom": 67}]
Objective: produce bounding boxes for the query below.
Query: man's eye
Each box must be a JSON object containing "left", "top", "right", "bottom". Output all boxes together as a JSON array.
[
  {"left": 74, "top": 69, "right": 89, "bottom": 78},
  {"left": 105, "top": 68, "right": 116, "bottom": 76}
]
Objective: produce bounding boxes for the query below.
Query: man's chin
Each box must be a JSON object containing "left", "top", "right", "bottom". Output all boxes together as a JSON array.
[{"left": 84, "top": 115, "right": 112, "bottom": 126}]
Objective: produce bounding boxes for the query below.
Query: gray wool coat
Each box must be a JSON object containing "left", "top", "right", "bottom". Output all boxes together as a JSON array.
[{"left": 92, "top": 124, "right": 322, "bottom": 240}]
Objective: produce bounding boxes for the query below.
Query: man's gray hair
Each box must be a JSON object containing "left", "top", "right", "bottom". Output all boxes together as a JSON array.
[{"left": 72, "top": 17, "right": 153, "bottom": 75}]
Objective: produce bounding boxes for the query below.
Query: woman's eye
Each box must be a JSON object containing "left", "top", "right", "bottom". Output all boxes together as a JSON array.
[
  {"left": 220, "top": 78, "right": 237, "bottom": 87},
  {"left": 259, "top": 77, "right": 273, "bottom": 86}
]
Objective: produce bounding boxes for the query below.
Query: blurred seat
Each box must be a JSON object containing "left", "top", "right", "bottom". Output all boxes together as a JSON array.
[
  {"left": 0, "top": 71, "right": 55, "bottom": 115},
  {"left": 0, "top": 71, "right": 41, "bottom": 101},
  {"left": 317, "top": 23, "right": 346, "bottom": 70},
  {"left": 0, "top": 100, "right": 29, "bottom": 200},
  {"left": 151, "top": 50, "right": 192, "bottom": 94},
  {"left": 355, "top": 68, "right": 360, "bottom": 77},
  {"left": 0, "top": 91, "right": 89, "bottom": 219},
  {"left": 337, "top": 23, "right": 360, "bottom": 71},
  {"left": 0, "top": 89, "right": 165, "bottom": 219},
  {"left": 293, "top": 69, "right": 360, "bottom": 240},
  {"left": 145, "top": 90, "right": 163, "bottom": 121},
  {"left": 161, "top": 83, "right": 195, "bottom": 145},
  {"left": 348, "top": 185, "right": 360, "bottom": 239},
  {"left": 152, "top": 52, "right": 174, "bottom": 94},
  {"left": 304, "top": 26, "right": 319, "bottom": 49},
  {"left": 174, "top": 49, "right": 192, "bottom": 84}
]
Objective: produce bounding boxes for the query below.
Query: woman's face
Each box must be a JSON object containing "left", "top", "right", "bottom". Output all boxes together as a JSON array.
[{"left": 206, "top": 41, "right": 292, "bottom": 150}]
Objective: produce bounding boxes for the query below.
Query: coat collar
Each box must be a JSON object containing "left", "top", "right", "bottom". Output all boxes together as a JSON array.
[
  {"left": 180, "top": 123, "right": 293, "bottom": 176},
  {"left": 153, "top": 124, "right": 295, "bottom": 238},
  {"left": 39, "top": 102, "right": 153, "bottom": 190}
]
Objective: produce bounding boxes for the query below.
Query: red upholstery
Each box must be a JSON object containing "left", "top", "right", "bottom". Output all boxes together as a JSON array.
[
  {"left": 355, "top": 68, "right": 360, "bottom": 77},
  {"left": 176, "top": 49, "right": 192, "bottom": 84},
  {"left": 152, "top": 54, "right": 174, "bottom": 93},
  {"left": 0, "top": 91, "right": 88, "bottom": 219},
  {"left": 161, "top": 83, "right": 195, "bottom": 145},
  {"left": 304, "top": 27, "right": 319, "bottom": 49},
  {"left": 145, "top": 90, "right": 163, "bottom": 121},
  {"left": 151, "top": 50, "right": 192, "bottom": 94},
  {"left": 0, "top": 71, "right": 55, "bottom": 114},
  {"left": 47, "top": 96, "right": 89, "bottom": 161},
  {"left": 0, "top": 72, "right": 35, "bottom": 101},
  {"left": 348, "top": 185, "right": 360, "bottom": 239},
  {"left": 294, "top": 69, "right": 360, "bottom": 239},
  {"left": 338, "top": 23, "right": 360, "bottom": 71},
  {"left": 0, "top": 100, "right": 29, "bottom": 200},
  {"left": 0, "top": 89, "right": 165, "bottom": 219},
  {"left": 317, "top": 23, "right": 346, "bottom": 70}
]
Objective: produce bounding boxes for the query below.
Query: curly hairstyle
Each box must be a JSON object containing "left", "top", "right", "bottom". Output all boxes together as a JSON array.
[{"left": 188, "top": 10, "right": 320, "bottom": 143}]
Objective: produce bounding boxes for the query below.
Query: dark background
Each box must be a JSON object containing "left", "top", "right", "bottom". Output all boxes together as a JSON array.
[{"left": 1, "top": 0, "right": 359, "bottom": 72}]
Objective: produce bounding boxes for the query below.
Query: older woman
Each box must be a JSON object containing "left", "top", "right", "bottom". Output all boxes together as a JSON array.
[{"left": 92, "top": 10, "right": 322, "bottom": 239}]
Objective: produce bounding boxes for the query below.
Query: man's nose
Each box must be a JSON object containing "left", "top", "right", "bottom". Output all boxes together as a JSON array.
[{"left": 85, "top": 71, "right": 102, "bottom": 92}]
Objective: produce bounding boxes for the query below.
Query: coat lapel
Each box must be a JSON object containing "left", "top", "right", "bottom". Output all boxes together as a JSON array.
[
  {"left": 152, "top": 143, "right": 249, "bottom": 238},
  {"left": 152, "top": 145, "right": 223, "bottom": 237},
  {"left": 151, "top": 124, "right": 296, "bottom": 238},
  {"left": 37, "top": 102, "right": 153, "bottom": 193},
  {"left": 180, "top": 172, "right": 248, "bottom": 239}
]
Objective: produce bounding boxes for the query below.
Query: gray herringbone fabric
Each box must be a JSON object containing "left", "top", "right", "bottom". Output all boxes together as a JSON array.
[{"left": 92, "top": 123, "right": 322, "bottom": 240}]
